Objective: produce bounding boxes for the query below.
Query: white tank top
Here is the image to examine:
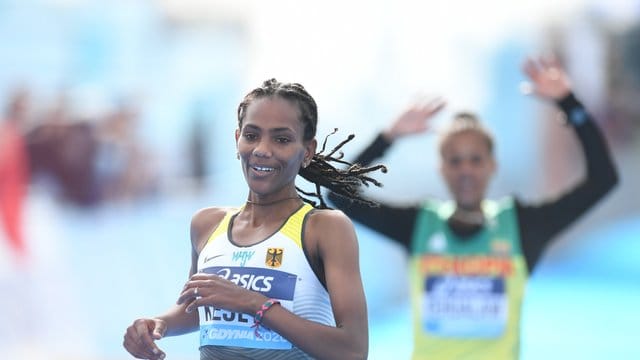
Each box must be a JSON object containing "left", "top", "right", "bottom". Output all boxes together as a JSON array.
[{"left": 196, "top": 203, "right": 335, "bottom": 359}]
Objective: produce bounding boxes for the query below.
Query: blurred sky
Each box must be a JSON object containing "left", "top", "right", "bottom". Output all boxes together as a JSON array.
[{"left": 1, "top": 0, "right": 639, "bottom": 359}]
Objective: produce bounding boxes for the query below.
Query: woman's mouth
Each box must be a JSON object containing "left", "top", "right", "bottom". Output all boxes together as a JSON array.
[{"left": 251, "top": 165, "right": 276, "bottom": 174}]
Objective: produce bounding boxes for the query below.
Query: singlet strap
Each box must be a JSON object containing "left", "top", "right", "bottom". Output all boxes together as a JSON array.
[
  {"left": 206, "top": 208, "right": 237, "bottom": 245},
  {"left": 280, "top": 203, "right": 314, "bottom": 248}
]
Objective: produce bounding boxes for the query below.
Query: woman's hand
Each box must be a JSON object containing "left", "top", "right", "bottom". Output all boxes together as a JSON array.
[
  {"left": 522, "top": 55, "right": 572, "bottom": 100},
  {"left": 383, "top": 97, "right": 446, "bottom": 142},
  {"left": 177, "top": 273, "right": 267, "bottom": 315},
  {"left": 123, "top": 318, "right": 167, "bottom": 360}
]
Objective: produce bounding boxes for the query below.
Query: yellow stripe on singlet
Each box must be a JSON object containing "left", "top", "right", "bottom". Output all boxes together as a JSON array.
[
  {"left": 206, "top": 204, "right": 312, "bottom": 248},
  {"left": 280, "top": 203, "right": 313, "bottom": 249}
]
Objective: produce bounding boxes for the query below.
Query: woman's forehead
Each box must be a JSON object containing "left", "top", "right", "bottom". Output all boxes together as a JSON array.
[
  {"left": 242, "top": 97, "right": 304, "bottom": 132},
  {"left": 441, "top": 131, "right": 492, "bottom": 153},
  {"left": 245, "top": 97, "right": 300, "bottom": 120}
]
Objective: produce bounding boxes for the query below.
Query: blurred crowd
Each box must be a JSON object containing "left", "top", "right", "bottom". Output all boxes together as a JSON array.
[
  {"left": 0, "top": 86, "right": 160, "bottom": 256},
  {"left": 2, "top": 86, "right": 159, "bottom": 206}
]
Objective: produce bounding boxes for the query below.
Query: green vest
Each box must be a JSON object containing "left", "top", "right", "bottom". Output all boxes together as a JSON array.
[{"left": 409, "top": 198, "right": 528, "bottom": 360}]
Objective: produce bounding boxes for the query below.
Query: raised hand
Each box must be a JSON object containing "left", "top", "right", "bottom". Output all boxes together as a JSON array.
[
  {"left": 522, "top": 55, "right": 572, "bottom": 100},
  {"left": 123, "top": 318, "right": 167, "bottom": 360},
  {"left": 383, "top": 97, "right": 446, "bottom": 142}
]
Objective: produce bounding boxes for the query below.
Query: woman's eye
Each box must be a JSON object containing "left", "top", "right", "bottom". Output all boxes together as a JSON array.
[
  {"left": 448, "top": 157, "right": 461, "bottom": 167},
  {"left": 243, "top": 133, "right": 258, "bottom": 141},
  {"left": 275, "top": 137, "right": 291, "bottom": 144}
]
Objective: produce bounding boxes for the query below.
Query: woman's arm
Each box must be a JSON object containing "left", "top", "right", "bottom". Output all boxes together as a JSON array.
[
  {"left": 351, "top": 98, "right": 445, "bottom": 167},
  {"left": 264, "top": 210, "right": 368, "bottom": 359},
  {"left": 272, "top": 210, "right": 369, "bottom": 359},
  {"left": 517, "top": 57, "right": 619, "bottom": 270},
  {"left": 328, "top": 192, "right": 420, "bottom": 251},
  {"left": 123, "top": 208, "right": 226, "bottom": 359},
  {"left": 329, "top": 100, "right": 445, "bottom": 248},
  {"left": 123, "top": 249, "right": 197, "bottom": 360},
  {"left": 518, "top": 94, "right": 619, "bottom": 269}
]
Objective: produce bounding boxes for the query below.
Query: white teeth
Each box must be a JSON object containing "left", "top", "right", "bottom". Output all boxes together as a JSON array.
[{"left": 253, "top": 166, "right": 274, "bottom": 172}]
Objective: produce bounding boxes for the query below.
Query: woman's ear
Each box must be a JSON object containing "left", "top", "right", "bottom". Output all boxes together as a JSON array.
[
  {"left": 235, "top": 129, "right": 241, "bottom": 159},
  {"left": 303, "top": 139, "right": 317, "bottom": 168}
]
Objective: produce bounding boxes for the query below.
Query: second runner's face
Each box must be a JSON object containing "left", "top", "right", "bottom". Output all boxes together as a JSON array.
[
  {"left": 440, "top": 131, "right": 495, "bottom": 210},
  {"left": 236, "top": 97, "right": 311, "bottom": 199}
]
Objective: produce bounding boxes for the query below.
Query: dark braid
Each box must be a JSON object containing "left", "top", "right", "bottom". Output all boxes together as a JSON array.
[
  {"left": 297, "top": 128, "right": 387, "bottom": 208},
  {"left": 237, "top": 79, "right": 387, "bottom": 209}
]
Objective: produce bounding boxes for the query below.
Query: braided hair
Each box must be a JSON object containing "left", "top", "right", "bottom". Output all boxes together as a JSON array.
[{"left": 237, "top": 79, "right": 387, "bottom": 209}]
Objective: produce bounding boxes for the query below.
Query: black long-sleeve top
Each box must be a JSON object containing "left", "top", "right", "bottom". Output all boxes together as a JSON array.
[{"left": 329, "top": 93, "right": 619, "bottom": 272}]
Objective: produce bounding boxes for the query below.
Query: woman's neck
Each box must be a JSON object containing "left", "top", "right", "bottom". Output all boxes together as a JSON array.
[
  {"left": 245, "top": 195, "right": 301, "bottom": 207},
  {"left": 451, "top": 206, "right": 485, "bottom": 225},
  {"left": 239, "top": 195, "right": 303, "bottom": 228}
]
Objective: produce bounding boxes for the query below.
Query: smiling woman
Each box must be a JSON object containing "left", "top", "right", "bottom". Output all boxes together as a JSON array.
[
  {"left": 123, "top": 78, "right": 386, "bottom": 360},
  {"left": 236, "top": 96, "right": 311, "bottom": 203}
]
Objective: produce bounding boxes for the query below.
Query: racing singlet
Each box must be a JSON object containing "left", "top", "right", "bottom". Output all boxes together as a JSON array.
[
  {"left": 410, "top": 198, "right": 528, "bottom": 360},
  {"left": 196, "top": 203, "right": 335, "bottom": 360}
]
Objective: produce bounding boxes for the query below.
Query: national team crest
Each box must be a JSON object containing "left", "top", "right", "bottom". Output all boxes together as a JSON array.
[{"left": 266, "top": 248, "right": 284, "bottom": 268}]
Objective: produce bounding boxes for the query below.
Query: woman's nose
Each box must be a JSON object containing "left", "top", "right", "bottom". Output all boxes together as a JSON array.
[
  {"left": 456, "top": 159, "right": 476, "bottom": 174},
  {"left": 252, "top": 141, "right": 271, "bottom": 158}
]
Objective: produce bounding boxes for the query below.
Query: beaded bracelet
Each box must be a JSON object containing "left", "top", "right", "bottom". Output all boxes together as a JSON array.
[{"left": 251, "top": 298, "right": 281, "bottom": 338}]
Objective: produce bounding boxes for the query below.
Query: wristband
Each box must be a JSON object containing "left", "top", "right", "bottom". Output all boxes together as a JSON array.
[
  {"left": 556, "top": 92, "right": 588, "bottom": 127},
  {"left": 568, "top": 107, "right": 587, "bottom": 126},
  {"left": 251, "top": 298, "right": 280, "bottom": 338}
]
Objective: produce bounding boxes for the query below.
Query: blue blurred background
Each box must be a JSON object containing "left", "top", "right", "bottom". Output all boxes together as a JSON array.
[{"left": 0, "top": 0, "right": 639, "bottom": 359}]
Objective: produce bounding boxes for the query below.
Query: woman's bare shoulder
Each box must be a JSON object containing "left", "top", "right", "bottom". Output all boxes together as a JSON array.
[
  {"left": 306, "top": 208, "right": 356, "bottom": 238},
  {"left": 190, "top": 206, "right": 239, "bottom": 244}
]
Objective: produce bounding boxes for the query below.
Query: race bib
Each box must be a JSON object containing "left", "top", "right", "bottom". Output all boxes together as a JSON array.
[
  {"left": 199, "top": 266, "right": 297, "bottom": 349},
  {"left": 422, "top": 275, "right": 508, "bottom": 338}
]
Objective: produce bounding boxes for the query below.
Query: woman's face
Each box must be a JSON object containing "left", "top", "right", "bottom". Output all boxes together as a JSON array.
[
  {"left": 440, "top": 130, "right": 495, "bottom": 210},
  {"left": 236, "top": 97, "right": 315, "bottom": 199}
]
